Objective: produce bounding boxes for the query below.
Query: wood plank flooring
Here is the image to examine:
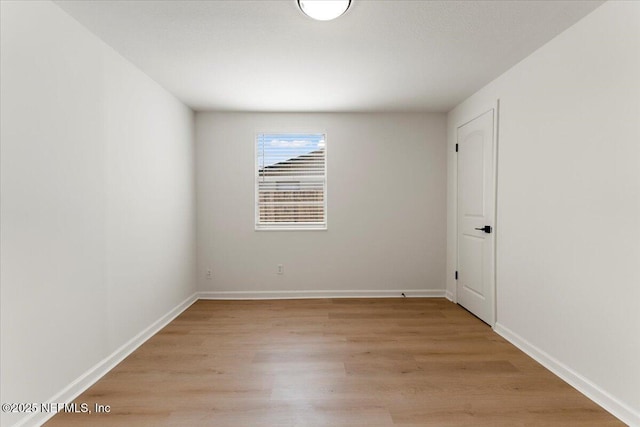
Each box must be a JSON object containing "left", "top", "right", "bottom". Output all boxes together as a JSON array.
[{"left": 45, "top": 298, "right": 623, "bottom": 426}]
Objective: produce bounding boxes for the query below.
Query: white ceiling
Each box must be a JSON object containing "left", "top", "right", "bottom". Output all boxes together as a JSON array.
[{"left": 55, "top": 0, "right": 604, "bottom": 113}]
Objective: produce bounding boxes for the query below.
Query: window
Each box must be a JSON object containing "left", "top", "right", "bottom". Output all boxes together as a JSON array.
[{"left": 256, "top": 133, "right": 326, "bottom": 230}]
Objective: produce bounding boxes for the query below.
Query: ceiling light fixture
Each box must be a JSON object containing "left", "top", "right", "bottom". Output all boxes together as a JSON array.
[{"left": 298, "top": 0, "right": 351, "bottom": 21}]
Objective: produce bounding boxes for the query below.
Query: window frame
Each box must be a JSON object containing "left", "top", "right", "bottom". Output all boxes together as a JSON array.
[{"left": 254, "top": 132, "right": 328, "bottom": 231}]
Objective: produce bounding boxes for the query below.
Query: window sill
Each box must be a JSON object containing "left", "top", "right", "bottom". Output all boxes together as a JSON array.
[{"left": 255, "top": 226, "right": 327, "bottom": 232}]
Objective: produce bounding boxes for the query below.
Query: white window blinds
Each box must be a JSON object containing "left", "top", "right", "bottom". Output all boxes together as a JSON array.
[{"left": 256, "top": 133, "right": 327, "bottom": 230}]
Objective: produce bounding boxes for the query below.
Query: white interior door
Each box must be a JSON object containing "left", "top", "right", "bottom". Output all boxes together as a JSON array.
[{"left": 457, "top": 109, "right": 496, "bottom": 326}]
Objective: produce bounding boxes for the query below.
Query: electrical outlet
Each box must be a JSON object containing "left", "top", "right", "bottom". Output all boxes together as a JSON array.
[
  {"left": 206, "top": 269, "right": 212, "bottom": 279},
  {"left": 277, "top": 264, "right": 284, "bottom": 275}
]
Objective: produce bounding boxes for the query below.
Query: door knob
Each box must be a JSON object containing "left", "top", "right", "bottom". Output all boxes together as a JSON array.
[{"left": 475, "top": 225, "right": 492, "bottom": 233}]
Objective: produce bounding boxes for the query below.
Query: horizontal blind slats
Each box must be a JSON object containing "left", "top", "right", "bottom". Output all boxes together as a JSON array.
[{"left": 256, "top": 133, "right": 326, "bottom": 227}]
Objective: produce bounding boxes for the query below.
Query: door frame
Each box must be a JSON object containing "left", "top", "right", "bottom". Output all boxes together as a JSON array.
[{"left": 454, "top": 100, "right": 500, "bottom": 327}]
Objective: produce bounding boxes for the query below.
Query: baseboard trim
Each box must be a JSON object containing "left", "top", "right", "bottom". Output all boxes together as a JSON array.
[
  {"left": 445, "top": 290, "right": 455, "bottom": 302},
  {"left": 494, "top": 322, "right": 639, "bottom": 427},
  {"left": 198, "top": 289, "right": 446, "bottom": 300},
  {"left": 14, "top": 293, "right": 198, "bottom": 427}
]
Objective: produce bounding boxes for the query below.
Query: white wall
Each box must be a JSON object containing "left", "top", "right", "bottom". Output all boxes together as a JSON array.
[
  {"left": 0, "top": 2, "right": 196, "bottom": 426},
  {"left": 196, "top": 112, "right": 446, "bottom": 296},
  {"left": 446, "top": 1, "right": 639, "bottom": 424}
]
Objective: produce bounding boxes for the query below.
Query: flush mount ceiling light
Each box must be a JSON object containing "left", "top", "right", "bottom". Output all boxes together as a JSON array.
[{"left": 298, "top": 0, "right": 351, "bottom": 21}]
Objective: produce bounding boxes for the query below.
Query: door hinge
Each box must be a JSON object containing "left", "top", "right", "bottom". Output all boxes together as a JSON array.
[
  {"left": 455, "top": 143, "right": 459, "bottom": 152},
  {"left": 455, "top": 271, "right": 458, "bottom": 280}
]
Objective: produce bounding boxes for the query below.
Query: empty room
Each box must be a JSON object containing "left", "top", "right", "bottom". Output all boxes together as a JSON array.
[{"left": 1, "top": 0, "right": 639, "bottom": 426}]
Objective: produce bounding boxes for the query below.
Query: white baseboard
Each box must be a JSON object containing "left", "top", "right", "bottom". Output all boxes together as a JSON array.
[
  {"left": 14, "top": 293, "right": 198, "bottom": 427},
  {"left": 494, "top": 323, "right": 639, "bottom": 427},
  {"left": 198, "top": 289, "right": 446, "bottom": 300},
  {"left": 445, "top": 290, "right": 455, "bottom": 302}
]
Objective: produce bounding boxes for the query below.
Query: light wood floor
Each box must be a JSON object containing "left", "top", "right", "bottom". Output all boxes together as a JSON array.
[{"left": 46, "top": 298, "right": 622, "bottom": 426}]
